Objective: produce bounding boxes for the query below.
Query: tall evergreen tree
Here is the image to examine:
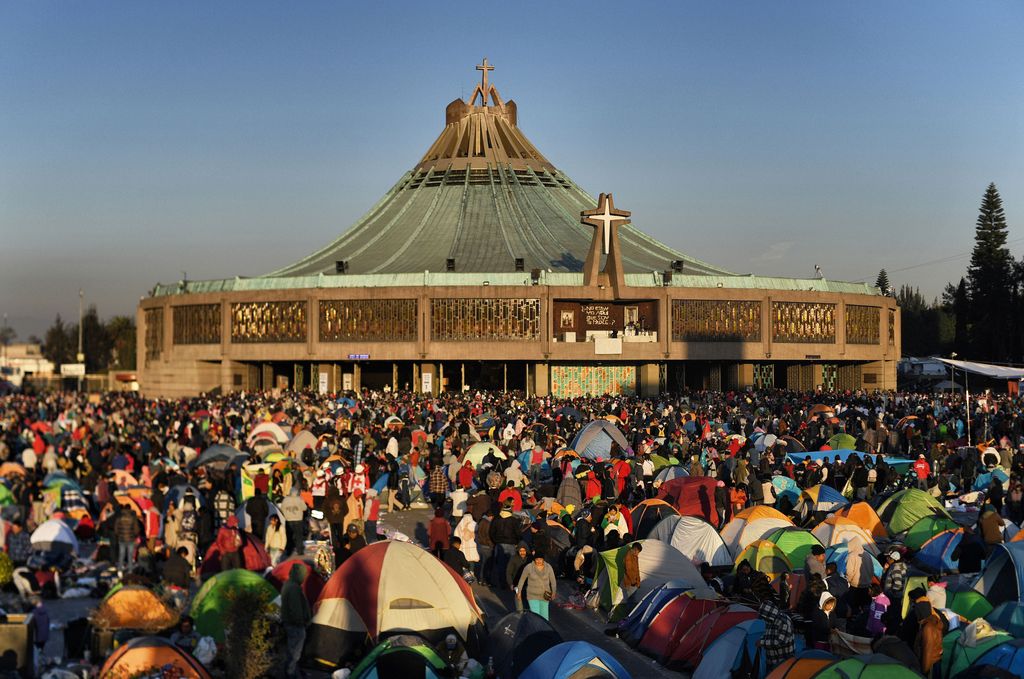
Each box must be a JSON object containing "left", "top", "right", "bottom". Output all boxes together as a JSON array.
[
  {"left": 41, "top": 315, "right": 74, "bottom": 367},
  {"left": 874, "top": 269, "right": 891, "bottom": 295},
  {"left": 967, "top": 183, "right": 1013, "bottom": 360}
]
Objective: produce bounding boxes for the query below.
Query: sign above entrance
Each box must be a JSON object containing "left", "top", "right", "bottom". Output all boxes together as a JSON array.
[{"left": 348, "top": 354, "right": 370, "bottom": 360}]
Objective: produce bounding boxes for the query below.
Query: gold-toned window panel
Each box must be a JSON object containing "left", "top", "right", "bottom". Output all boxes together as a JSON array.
[
  {"left": 671, "top": 299, "right": 761, "bottom": 342},
  {"left": 430, "top": 298, "right": 540, "bottom": 341},
  {"left": 772, "top": 301, "right": 836, "bottom": 344},
  {"left": 319, "top": 299, "right": 417, "bottom": 342},
  {"left": 173, "top": 304, "right": 221, "bottom": 345},
  {"left": 888, "top": 309, "right": 896, "bottom": 346},
  {"left": 144, "top": 308, "right": 163, "bottom": 364},
  {"left": 846, "top": 305, "right": 880, "bottom": 345},
  {"left": 230, "top": 301, "right": 307, "bottom": 343}
]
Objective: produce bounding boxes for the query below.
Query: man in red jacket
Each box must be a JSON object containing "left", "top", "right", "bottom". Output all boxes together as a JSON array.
[
  {"left": 913, "top": 454, "right": 931, "bottom": 490},
  {"left": 216, "top": 515, "right": 243, "bottom": 571}
]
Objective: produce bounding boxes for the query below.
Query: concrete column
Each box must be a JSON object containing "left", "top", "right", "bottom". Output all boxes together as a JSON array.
[
  {"left": 261, "top": 364, "right": 273, "bottom": 391},
  {"left": 438, "top": 363, "right": 444, "bottom": 392},
  {"left": 533, "top": 363, "right": 550, "bottom": 397},
  {"left": 352, "top": 363, "right": 362, "bottom": 392},
  {"left": 461, "top": 362, "right": 466, "bottom": 391},
  {"left": 220, "top": 359, "right": 238, "bottom": 394},
  {"left": 736, "top": 363, "right": 755, "bottom": 390},
  {"left": 639, "top": 363, "right": 661, "bottom": 398},
  {"left": 392, "top": 363, "right": 398, "bottom": 392},
  {"left": 811, "top": 364, "right": 825, "bottom": 391},
  {"left": 420, "top": 363, "right": 438, "bottom": 395}
]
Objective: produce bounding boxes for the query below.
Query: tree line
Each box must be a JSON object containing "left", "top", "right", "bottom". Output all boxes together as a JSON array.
[
  {"left": 38, "top": 307, "right": 136, "bottom": 373},
  {"left": 878, "top": 183, "right": 1022, "bottom": 362}
]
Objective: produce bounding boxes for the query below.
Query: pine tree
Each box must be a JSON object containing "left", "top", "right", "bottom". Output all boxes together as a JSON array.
[
  {"left": 967, "top": 183, "right": 1013, "bottom": 360},
  {"left": 874, "top": 269, "right": 891, "bottom": 295}
]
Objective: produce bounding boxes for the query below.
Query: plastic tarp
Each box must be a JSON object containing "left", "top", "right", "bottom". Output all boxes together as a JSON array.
[
  {"left": 649, "top": 515, "right": 732, "bottom": 567},
  {"left": 570, "top": 420, "right": 631, "bottom": 460},
  {"left": 935, "top": 357, "right": 1024, "bottom": 380},
  {"left": 591, "top": 539, "right": 707, "bottom": 610},
  {"left": 519, "top": 641, "right": 631, "bottom": 679},
  {"left": 974, "top": 541, "right": 1024, "bottom": 608}
]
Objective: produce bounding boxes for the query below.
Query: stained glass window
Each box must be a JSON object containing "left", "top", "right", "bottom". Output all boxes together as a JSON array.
[
  {"left": 173, "top": 304, "right": 221, "bottom": 345},
  {"left": 671, "top": 300, "right": 761, "bottom": 342},
  {"left": 430, "top": 299, "right": 540, "bottom": 341},
  {"left": 846, "top": 305, "right": 880, "bottom": 345},
  {"left": 230, "top": 302, "right": 307, "bottom": 343},
  {"left": 319, "top": 299, "right": 417, "bottom": 342},
  {"left": 144, "top": 308, "right": 163, "bottom": 364},
  {"left": 772, "top": 302, "right": 836, "bottom": 343}
]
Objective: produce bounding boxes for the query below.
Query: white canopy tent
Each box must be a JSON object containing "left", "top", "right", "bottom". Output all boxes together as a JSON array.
[{"left": 934, "top": 357, "right": 1024, "bottom": 381}]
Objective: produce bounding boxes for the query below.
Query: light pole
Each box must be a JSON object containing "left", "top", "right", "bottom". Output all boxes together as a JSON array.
[{"left": 78, "top": 289, "right": 84, "bottom": 392}]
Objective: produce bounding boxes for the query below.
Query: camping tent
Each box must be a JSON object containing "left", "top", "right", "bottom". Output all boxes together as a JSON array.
[
  {"left": 349, "top": 635, "right": 451, "bottom": 679},
  {"left": 615, "top": 581, "right": 702, "bottom": 649},
  {"left": 973, "top": 639, "right": 1024, "bottom": 679},
  {"left": 795, "top": 485, "right": 849, "bottom": 517},
  {"left": 811, "top": 516, "right": 878, "bottom": 555},
  {"left": 720, "top": 506, "right": 794, "bottom": 557},
  {"left": 590, "top": 539, "right": 707, "bottom": 610},
  {"left": 190, "top": 569, "right": 278, "bottom": 642},
  {"left": 649, "top": 515, "right": 732, "bottom": 567},
  {"left": 735, "top": 540, "right": 793, "bottom": 579},
  {"left": 666, "top": 604, "right": 758, "bottom": 670},
  {"left": 266, "top": 558, "right": 326, "bottom": 604},
  {"left": 631, "top": 499, "right": 679, "bottom": 539},
  {"left": 286, "top": 430, "right": 318, "bottom": 455},
  {"left": 835, "top": 503, "right": 887, "bottom": 539},
  {"left": 488, "top": 611, "right": 562, "bottom": 679},
  {"left": 519, "top": 641, "right": 631, "bottom": 679},
  {"left": 823, "top": 544, "right": 883, "bottom": 580},
  {"left": 813, "top": 653, "right": 922, "bottom": 678},
  {"left": 946, "top": 589, "right": 994, "bottom": 621},
  {"left": 691, "top": 617, "right": 765, "bottom": 679},
  {"left": 904, "top": 516, "right": 960, "bottom": 551},
  {"left": 29, "top": 519, "right": 79, "bottom": 555},
  {"left": 986, "top": 601, "right": 1024, "bottom": 638},
  {"left": 307, "top": 541, "right": 485, "bottom": 667},
  {"left": 915, "top": 528, "right": 963, "bottom": 573},
  {"left": 463, "top": 442, "right": 507, "bottom": 468},
  {"left": 570, "top": 421, "right": 631, "bottom": 460},
  {"left": 91, "top": 585, "right": 179, "bottom": 632},
  {"left": 974, "top": 541, "right": 1024, "bottom": 608},
  {"left": 99, "top": 636, "right": 211, "bottom": 679},
  {"left": 653, "top": 465, "right": 689, "bottom": 484},
  {"left": 655, "top": 476, "right": 720, "bottom": 526},
  {"left": 940, "top": 628, "right": 1014, "bottom": 679},
  {"left": 636, "top": 590, "right": 723, "bottom": 660},
  {"left": 875, "top": 488, "right": 950, "bottom": 535},
  {"left": 765, "top": 653, "right": 836, "bottom": 679},
  {"left": 762, "top": 528, "right": 823, "bottom": 572}
]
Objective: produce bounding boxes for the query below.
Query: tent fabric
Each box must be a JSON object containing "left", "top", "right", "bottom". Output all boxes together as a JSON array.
[
  {"left": 905, "top": 516, "right": 960, "bottom": 551},
  {"left": 720, "top": 506, "right": 794, "bottom": 557},
  {"left": 875, "top": 488, "right": 950, "bottom": 535},
  {"left": 649, "top": 515, "right": 732, "bottom": 567},
  {"left": 814, "top": 653, "right": 923, "bottom": 678},
  {"left": 285, "top": 430, "right": 318, "bottom": 455},
  {"left": 736, "top": 540, "right": 794, "bottom": 579},
  {"left": 655, "top": 476, "right": 720, "bottom": 526},
  {"left": 691, "top": 617, "right": 765, "bottom": 679},
  {"left": 266, "top": 557, "right": 326, "bottom": 604},
  {"left": 349, "top": 635, "right": 450, "bottom": 679},
  {"left": 974, "top": 541, "right": 1024, "bottom": 608},
  {"left": 986, "top": 601, "right": 1024, "bottom": 638},
  {"left": 666, "top": 603, "right": 757, "bottom": 670},
  {"left": 974, "top": 638, "right": 1024, "bottom": 677},
  {"left": 637, "top": 591, "right": 723, "bottom": 659},
  {"left": 462, "top": 442, "right": 507, "bottom": 468},
  {"left": 946, "top": 590, "right": 994, "bottom": 621},
  {"left": 487, "top": 611, "right": 562, "bottom": 679},
  {"left": 100, "top": 636, "right": 211, "bottom": 679},
  {"left": 835, "top": 503, "right": 888, "bottom": 539},
  {"left": 519, "top": 640, "right": 631, "bottom": 679},
  {"left": 765, "top": 653, "right": 836, "bottom": 679},
  {"left": 796, "top": 485, "right": 849, "bottom": 515},
  {"left": 630, "top": 499, "right": 679, "bottom": 539},
  {"left": 30, "top": 519, "right": 79, "bottom": 553},
  {"left": 824, "top": 544, "right": 883, "bottom": 580},
  {"left": 811, "top": 516, "right": 879, "bottom": 555},
  {"left": 570, "top": 421, "right": 632, "bottom": 460},
  {"left": 190, "top": 568, "right": 278, "bottom": 642},
  {"left": 941, "top": 628, "right": 1014, "bottom": 679},
  {"left": 91, "top": 585, "right": 180, "bottom": 632},
  {"left": 591, "top": 539, "right": 707, "bottom": 610},
  {"left": 616, "top": 581, "right": 697, "bottom": 648},
  {"left": 936, "top": 357, "right": 1024, "bottom": 380},
  {"left": 653, "top": 465, "right": 689, "bottom": 484},
  {"left": 771, "top": 475, "right": 801, "bottom": 505},
  {"left": 915, "top": 528, "right": 963, "bottom": 573},
  {"left": 763, "top": 527, "right": 823, "bottom": 572},
  {"left": 308, "top": 541, "right": 484, "bottom": 667}
]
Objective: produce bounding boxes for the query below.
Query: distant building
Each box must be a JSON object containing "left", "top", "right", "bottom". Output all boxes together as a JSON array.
[
  {"left": 1, "top": 343, "right": 55, "bottom": 387},
  {"left": 138, "top": 61, "right": 900, "bottom": 397}
]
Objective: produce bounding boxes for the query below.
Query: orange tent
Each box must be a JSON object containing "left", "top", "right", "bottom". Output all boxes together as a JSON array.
[
  {"left": 836, "top": 502, "right": 888, "bottom": 539},
  {"left": 100, "top": 636, "right": 210, "bottom": 679},
  {"left": 0, "top": 462, "right": 26, "bottom": 477},
  {"left": 91, "top": 586, "right": 180, "bottom": 632},
  {"left": 767, "top": 655, "right": 834, "bottom": 679}
]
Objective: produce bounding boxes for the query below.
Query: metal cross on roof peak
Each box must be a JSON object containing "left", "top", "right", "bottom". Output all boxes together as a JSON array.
[
  {"left": 581, "top": 193, "right": 631, "bottom": 255},
  {"left": 476, "top": 58, "right": 495, "bottom": 105}
]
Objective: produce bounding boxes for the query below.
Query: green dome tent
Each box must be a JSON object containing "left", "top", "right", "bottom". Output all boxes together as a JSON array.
[
  {"left": 190, "top": 569, "right": 278, "bottom": 642},
  {"left": 876, "top": 488, "right": 950, "bottom": 535},
  {"left": 762, "top": 527, "right": 823, "bottom": 571},
  {"left": 904, "top": 515, "right": 959, "bottom": 551},
  {"left": 941, "top": 628, "right": 1013, "bottom": 679}
]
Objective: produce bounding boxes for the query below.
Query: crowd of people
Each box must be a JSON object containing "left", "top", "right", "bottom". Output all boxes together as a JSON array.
[{"left": 0, "top": 385, "right": 1022, "bottom": 677}]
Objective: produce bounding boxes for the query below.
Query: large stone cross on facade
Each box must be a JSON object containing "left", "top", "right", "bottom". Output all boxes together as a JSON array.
[{"left": 581, "top": 193, "right": 630, "bottom": 291}]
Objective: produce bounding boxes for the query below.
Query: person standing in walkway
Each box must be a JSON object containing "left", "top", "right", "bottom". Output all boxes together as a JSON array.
[
  {"left": 622, "top": 542, "right": 642, "bottom": 600},
  {"left": 114, "top": 504, "right": 140, "bottom": 572},
  {"left": 281, "top": 563, "right": 311, "bottom": 678},
  {"left": 516, "top": 553, "right": 557, "bottom": 620}
]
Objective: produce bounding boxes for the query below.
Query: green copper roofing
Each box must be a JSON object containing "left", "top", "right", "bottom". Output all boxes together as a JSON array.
[{"left": 151, "top": 272, "right": 880, "bottom": 297}]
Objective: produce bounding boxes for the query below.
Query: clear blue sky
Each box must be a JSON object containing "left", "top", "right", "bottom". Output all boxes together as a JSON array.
[{"left": 2, "top": 1, "right": 1022, "bottom": 339}]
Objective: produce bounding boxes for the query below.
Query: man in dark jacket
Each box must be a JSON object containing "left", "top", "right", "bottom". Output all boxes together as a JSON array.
[
  {"left": 161, "top": 546, "right": 192, "bottom": 590},
  {"left": 443, "top": 537, "right": 472, "bottom": 575},
  {"left": 246, "top": 488, "right": 270, "bottom": 539},
  {"left": 489, "top": 502, "right": 520, "bottom": 589},
  {"left": 114, "top": 505, "right": 140, "bottom": 572},
  {"left": 281, "top": 563, "right": 311, "bottom": 678}
]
